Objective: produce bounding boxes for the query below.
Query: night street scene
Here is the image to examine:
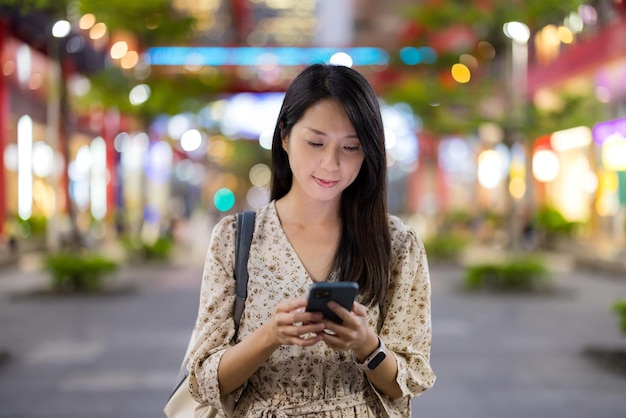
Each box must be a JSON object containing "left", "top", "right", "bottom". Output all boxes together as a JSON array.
[{"left": 1, "top": 1, "right": 626, "bottom": 417}]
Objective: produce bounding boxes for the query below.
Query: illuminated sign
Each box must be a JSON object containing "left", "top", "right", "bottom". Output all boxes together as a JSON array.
[
  {"left": 594, "top": 118, "right": 626, "bottom": 172},
  {"left": 145, "top": 46, "right": 390, "bottom": 67},
  {"left": 592, "top": 117, "right": 626, "bottom": 145},
  {"left": 602, "top": 136, "right": 626, "bottom": 171}
]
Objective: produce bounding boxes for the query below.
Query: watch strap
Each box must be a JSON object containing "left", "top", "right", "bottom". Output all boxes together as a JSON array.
[{"left": 352, "top": 336, "right": 387, "bottom": 371}]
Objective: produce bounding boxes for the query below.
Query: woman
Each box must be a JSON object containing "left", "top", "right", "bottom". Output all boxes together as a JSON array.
[{"left": 187, "top": 63, "right": 436, "bottom": 417}]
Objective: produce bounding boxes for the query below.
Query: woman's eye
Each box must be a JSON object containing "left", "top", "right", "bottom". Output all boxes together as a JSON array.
[
  {"left": 344, "top": 145, "right": 361, "bottom": 151},
  {"left": 307, "top": 141, "right": 323, "bottom": 148}
]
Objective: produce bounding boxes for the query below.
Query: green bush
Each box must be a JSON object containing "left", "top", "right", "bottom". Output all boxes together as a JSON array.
[
  {"left": 16, "top": 214, "right": 48, "bottom": 237},
  {"left": 142, "top": 237, "right": 173, "bottom": 261},
  {"left": 121, "top": 236, "right": 173, "bottom": 262},
  {"left": 447, "top": 210, "right": 473, "bottom": 228},
  {"left": 44, "top": 252, "right": 118, "bottom": 293},
  {"left": 613, "top": 299, "right": 626, "bottom": 334},
  {"left": 533, "top": 206, "right": 578, "bottom": 236},
  {"left": 464, "top": 257, "right": 550, "bottom": 292},
  {"left": 424, "top": 233, "right": 469, "bottom": 261}
]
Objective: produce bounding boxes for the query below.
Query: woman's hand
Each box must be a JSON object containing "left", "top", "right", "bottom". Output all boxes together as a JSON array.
[
  {"left": 218, "top": 298, "right": 325, "bottom": 395},
  {"left": 318, "top": 301, "right": 402, "bottom": 399},
  {"left": 262, "top": 298, "right": 326, "bottom": 348},
  {"left": 316, "top": 301, "right": 379, "bottom": 357}
]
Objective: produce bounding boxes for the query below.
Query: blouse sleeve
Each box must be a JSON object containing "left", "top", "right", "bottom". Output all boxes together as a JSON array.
[
  {"left": 186, "top": 214, "right": 244, "bottom": 412},
  {"left": 372, "top": 218, "right": 436, "bottom": 417}
]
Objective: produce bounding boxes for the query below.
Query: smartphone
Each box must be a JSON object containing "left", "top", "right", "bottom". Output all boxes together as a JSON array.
[{"left": 306, "top": 282, "right": 359, "bottom": 324}]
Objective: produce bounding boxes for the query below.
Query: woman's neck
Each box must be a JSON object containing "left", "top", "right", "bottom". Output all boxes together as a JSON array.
[{"left": 275, "top": 192, "right": 340, "bottom": 228}]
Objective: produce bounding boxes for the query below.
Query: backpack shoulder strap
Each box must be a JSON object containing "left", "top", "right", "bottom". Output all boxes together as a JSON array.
[{"left": 233, "top": 210, "right": 255, "bottom": 336}]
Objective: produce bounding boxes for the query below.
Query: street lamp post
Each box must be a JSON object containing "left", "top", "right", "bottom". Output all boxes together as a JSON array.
[
  {"left": 48, "top": 18, "right": 82, "bottom": 251},
  {"left": 504, "top": 22, "right": 530, "bottom": 124},
  {"left": 503, "top": 21, "right": 530, "bottom": 250},
  {"left": 46, "top": 20, "right": 66, "bottom": 252}
]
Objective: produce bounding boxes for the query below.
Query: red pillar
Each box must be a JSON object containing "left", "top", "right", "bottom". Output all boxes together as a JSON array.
[
  {"left": 0, "top": 22, "right": 7, "bottom": 237},
  {"left": 103, "top": 109, "right": 120, "bottom": 221},
  {"left": 230, "top": 0, "right": 254, "bottom": 43}
]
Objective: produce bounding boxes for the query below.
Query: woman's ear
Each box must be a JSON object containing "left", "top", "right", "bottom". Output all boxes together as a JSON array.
[
  {"left": 280, "top": 123, "right": 289, "bottom": 152},
  {"left": 277, "top": 122, "right": 286, "bottom": 148}
]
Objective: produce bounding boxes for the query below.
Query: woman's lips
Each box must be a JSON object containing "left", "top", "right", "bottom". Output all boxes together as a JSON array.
[{"left": 313, "top": 176, "right": 338, "bottom": 188}]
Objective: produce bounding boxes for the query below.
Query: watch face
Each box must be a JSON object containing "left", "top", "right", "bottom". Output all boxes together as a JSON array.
[{"left": 367, "top": 351, "right": 386, "bottom": 370}]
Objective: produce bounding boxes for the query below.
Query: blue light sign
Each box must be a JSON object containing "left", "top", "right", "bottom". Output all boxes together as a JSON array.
[{"left": 145, "top": 46, "right": 390, "bottom": 67}]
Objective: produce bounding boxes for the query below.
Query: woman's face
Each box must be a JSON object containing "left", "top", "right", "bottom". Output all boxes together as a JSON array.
[{"left": 283, "top": 99, "right": 365, "bottom": 204}]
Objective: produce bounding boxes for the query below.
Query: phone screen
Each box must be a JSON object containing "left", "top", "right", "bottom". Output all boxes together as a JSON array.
[{"left": 306, "top": 282, "right": 359, "bottom": 324}]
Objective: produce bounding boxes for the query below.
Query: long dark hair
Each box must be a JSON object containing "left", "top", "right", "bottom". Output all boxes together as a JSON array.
[{"left": 270, "top": 64, "right": 390, "bottom": 306}]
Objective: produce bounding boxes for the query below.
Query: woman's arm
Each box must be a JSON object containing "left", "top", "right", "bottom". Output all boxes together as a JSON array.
[
  {"left": 316, "top": 222, "right": 435, "bottom": 403},
  {"left": 380, "top": 224, "right": 436, "bottom": 397},
  {"left": 348, "top": 307, "right": 403, "bottom": 399},
  {"left": 216, "top": 298, "right": 325, "bottom": 394},
  {"left": 187, "top": 215, "right": 326, "bottom": 406}
]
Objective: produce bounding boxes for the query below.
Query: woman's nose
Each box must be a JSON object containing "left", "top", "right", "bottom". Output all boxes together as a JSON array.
[{"left": 320, "top": 147, "right": 340, "bottom": 170}]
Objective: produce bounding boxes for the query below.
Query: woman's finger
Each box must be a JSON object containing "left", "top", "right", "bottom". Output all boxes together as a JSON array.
[{"left": 274, "top": 298, "right": 308, "bottom": 314}]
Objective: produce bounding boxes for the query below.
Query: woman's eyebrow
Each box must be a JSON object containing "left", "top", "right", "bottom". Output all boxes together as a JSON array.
[{"left": 305, "top": 127, "right": 358, "bottom": 139}]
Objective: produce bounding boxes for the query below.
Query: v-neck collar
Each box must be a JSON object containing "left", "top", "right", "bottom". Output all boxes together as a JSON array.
[{"left": 269, "top": 200, "right": 333, "bottom": 283}]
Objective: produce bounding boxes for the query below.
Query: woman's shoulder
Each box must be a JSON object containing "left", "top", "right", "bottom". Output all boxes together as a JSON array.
[
  {"left": 213, "top": 212, "right": 237, "bottom": 232},
  {"left": 386, "top": 213, "right": 413, "bottom": 235},
  {"left": 212, "top": 201, "right": 276, "bottom": 235},
  {"left": 386, "top": 213, "right": 422, "bottom": 247}
]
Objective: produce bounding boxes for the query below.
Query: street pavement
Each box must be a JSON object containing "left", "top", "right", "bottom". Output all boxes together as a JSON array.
[{"left": 0, "top": 249, "right": 625, "bottom": 418}]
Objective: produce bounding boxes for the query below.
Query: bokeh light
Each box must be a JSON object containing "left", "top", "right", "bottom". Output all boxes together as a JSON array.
[
  {"left": 110, "top": 41, "right": 129, "bottom": 59},
  {"left": 31, "top": 142, "right": 54, "bottom": 178},
  {"left": 451, "top": 63, "right": 471, "bottom": 83},
  {"left": 329, "top": 52, "right": 353, "bottom": 67},
  {"left": 180, "top": 129, "right": 202, "bottom": 152},
  {"left": 246, "top": 186, "right": 270, "bottom": 209},
  {"left": 532, "top": 149, "right": 560, "bottom": 182},
  {"left": 129, "top": 84, "right": 150, "bottom": 105},
  {"left": 52, "top": 20, "right": 71, "bottom": 38},
  {"left": 214, "top": 188, "right": 235, "bottom": 212},
  {"left": 167, "top": 114, "right": 193, "bottom": 140},
  {"left": 249, "top": 163, "right": 271, "bottom": 187},
  {"left": 477, "top": 149, "right": 506, "bottom": 189},
  {"left": 79, "top": 14, "right": 96, "bottom": 30}
]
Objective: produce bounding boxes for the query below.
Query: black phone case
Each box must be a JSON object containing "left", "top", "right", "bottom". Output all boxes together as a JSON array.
[{"left": 306, "top": 282, "right": 359, "bottom": 324}]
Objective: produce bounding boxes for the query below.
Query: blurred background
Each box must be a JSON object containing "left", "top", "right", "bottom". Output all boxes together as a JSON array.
[
  {"left": 0, "top": 0, "right": 625, "bottom": 263},
  {"left": 1, "top": 2, "right": 626, "bottom": 418}
]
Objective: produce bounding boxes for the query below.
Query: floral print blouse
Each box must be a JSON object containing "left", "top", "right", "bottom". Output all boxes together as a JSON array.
[{"left": 187, "top": 201, "right": 435, "bottom": 417}]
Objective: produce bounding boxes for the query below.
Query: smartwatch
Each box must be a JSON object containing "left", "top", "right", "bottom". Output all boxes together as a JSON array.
[{"left": 352, "top": 336, "right": 387, "bottom": 371}]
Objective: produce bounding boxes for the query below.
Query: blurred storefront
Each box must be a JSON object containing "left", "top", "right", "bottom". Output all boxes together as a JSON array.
[
  {"left": 0, "top": 7, "right": 107, "bottom": 250},
  {"left": 1, "top": 23, "right": 62, "bottom": 247},
  {"left": 531, "top": 128, "right": 596, "bottom": 222},
  {"left": 592, "top": 117, "right": 626, "bottom": 242},
  {"left": 527, "top": 6, "right": 626, "bottom": 242},
  {"left": 4, "top": 1, "right": 625, "bottom": 255}
]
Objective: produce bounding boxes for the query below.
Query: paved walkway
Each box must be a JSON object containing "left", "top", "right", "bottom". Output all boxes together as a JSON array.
[
  {"left": 416, "top": 262, "right": 626, "bottom": 418},
  {"left": 0, "top": 249, "right": 625, "bottom": 417}
]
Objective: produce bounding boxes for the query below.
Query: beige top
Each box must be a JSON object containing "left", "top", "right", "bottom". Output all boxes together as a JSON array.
[{"left": 187, "top": 201, "right": 435, "bottom": 417}]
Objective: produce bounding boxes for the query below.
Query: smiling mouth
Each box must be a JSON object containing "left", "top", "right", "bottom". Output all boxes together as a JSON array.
[{"left": 313, "top": 176, "right": 338, "bottom": 188}]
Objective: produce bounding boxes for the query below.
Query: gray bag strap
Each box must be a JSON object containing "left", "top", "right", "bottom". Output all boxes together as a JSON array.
[
  {"left": 168, "top": 211, "right": 256, "bottom": 400},
  {"left": 233, "top": 210, "right": 255, "bottom": 338}
]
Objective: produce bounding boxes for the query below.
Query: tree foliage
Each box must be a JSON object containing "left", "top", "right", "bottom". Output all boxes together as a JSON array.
[
  {"left": 4, "top": 0, "right": 604, "bottom": 135},
  {"left": 2, "top": 0, "right": 206, "bottom": 120},
  {"left": 1, "top": 0, "right": 194, "bottom": 46},
  {"left": 75, "top": 66, "right": 228, "bottom": 123},
  {"left": 79, "top": 0, "right": 195, "bottom": 46},
  {"left": 388, "top": 0, "right": 595, "bottom": 137},
  {"left": 404, "top": 0, "right": 588, "bottom": 36},
  {"left": 0, "top": 0, "right": 67, "bottom": 15}
]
